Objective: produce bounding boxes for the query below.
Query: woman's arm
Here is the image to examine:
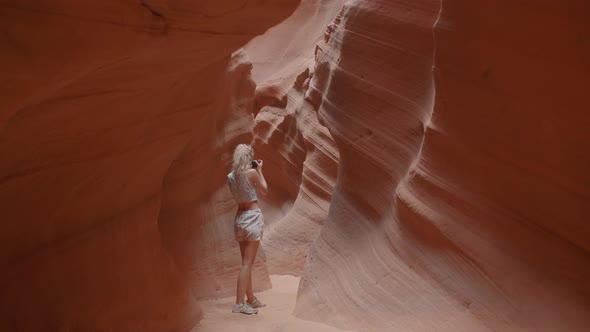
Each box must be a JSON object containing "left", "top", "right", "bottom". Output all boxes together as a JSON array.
[{"left": 249, "top": 160, "right": 268, "bottom": 195}]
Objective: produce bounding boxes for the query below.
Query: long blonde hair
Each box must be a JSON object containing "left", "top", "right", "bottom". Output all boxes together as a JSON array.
[{"left": 232, "top": 144, "right": 253, "bottom": 175}]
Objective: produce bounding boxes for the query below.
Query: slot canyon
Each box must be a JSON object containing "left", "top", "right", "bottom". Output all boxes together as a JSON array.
[{"left": 1, "top": 0, "right": 589, "bottom": 331}]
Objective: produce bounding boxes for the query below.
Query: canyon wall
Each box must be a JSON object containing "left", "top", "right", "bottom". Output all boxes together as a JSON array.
[
  {"left": 243, "top": 0, "right": 345, "bottom": 275},
  {"left": 296, "top": 0, "right": 590, "bottom": 331},
  {"left": 1, "top": 0, "right": 589, "bottom": 331},
  {"left": 0, "top": 0, "right": 299, "bottom": 330}
]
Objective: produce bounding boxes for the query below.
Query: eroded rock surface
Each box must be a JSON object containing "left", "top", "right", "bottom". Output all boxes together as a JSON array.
[
  {"left": 2, "top": 0, "right": 589, "bottom": 331},
  {"left": 244, "top": 0, "right": 345, "bottom": 275},
  {"left": 295, "top": 0, "right": 590, "bottom": 331},
  {"left": 0, "top": 0, "right": 299, "bottom": 330}
]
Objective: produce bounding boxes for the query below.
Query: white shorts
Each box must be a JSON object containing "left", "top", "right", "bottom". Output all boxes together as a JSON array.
[{"left": 234, "top": 208, "right": 264, "bottom": 241}]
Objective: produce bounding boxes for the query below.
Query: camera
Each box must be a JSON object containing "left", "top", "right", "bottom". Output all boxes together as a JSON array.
[{"left": 251, "top": 160, "right": 258, "bottom": 168}]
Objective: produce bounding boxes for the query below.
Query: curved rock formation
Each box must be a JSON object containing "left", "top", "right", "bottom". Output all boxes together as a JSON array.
[
  {"left": 295, "top": 0, "right": 590, "bottom": 331},
  {"left": 244, "top": 0, "right": 345, "bottom": 275},
  {"left": 0, "top": 0, "right": 299, "bottom": 330},
  {"left": 2, "top": 0, "right": 589, "bottom": 331}
]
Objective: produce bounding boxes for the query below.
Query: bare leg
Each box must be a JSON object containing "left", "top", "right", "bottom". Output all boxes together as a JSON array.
[
  {"left": 239, "top": 241, "right": 256, "bottom": 302},
  {"left": 236, "top": 240, "right": 260, "bottom": 304}
]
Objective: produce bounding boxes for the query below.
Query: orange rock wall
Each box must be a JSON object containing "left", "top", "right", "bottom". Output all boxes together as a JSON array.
[
  {"left": 295, "top": 0, "right": 590, "bottom": 331},
  {"left": 243, "top": 0, "right": 345, "bottom": 275},
  {"left": 0, "top": 0, "right": 299, "bottom": 330},
  {"left": 1, "top": 0, "right": 589, "bottom": 331}
]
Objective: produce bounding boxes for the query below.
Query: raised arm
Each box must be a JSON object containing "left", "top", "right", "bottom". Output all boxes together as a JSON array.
[{"left": 248, "top": 160, "right": 268, "bottom": 195}]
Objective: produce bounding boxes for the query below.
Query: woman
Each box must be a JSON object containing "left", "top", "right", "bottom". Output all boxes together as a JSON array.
[{"left": 227, "top": 144, "right": 269, "bottom": 315}]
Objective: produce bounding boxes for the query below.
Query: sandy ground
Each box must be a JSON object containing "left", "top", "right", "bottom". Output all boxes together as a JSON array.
[{"left": 193, "top": 275, "right": 355, "bottom": 332}]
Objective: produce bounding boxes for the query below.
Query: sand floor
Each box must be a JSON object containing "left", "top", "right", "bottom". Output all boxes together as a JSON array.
[{"left": 193, "top": 275, "right": 355, "bottom": 332}]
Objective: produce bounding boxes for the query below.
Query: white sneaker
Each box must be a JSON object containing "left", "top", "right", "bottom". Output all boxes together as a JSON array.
[
  {"left": 247, "top": 297, "right": 266, "bottom": 308},
  {"left": 232, "top": 302, "right": 258, "bottom": 315}
]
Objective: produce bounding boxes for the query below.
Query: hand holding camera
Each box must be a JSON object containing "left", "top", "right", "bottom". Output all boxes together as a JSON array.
[{"left": 251, "top": 159, "right": 263, "bottom": 170}]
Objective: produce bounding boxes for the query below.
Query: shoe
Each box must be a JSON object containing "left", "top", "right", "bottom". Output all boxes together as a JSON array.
[
  {"left": 247, "top": 297, "right": 266, "bottom": 308},
  {"left": 232, "top": 302, "right": 258, "bottom": 315}
]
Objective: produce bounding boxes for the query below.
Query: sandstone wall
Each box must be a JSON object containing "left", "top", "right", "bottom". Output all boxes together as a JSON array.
[
  {"left": 2, "top": 0, "right": 589, "bottom": 331},
  {"left": 296, "top": 0, "right": 590, "bottom": 331},
  {"left": 0, "top": 1, "right": 299, "bottom": 330}
]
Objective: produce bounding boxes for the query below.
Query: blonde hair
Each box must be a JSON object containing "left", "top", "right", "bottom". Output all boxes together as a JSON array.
[{"left": 232, "top": 144, "right": 253, "bottom": 175}]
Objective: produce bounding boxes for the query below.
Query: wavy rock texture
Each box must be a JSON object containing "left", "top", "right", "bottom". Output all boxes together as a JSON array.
[
  {"left": 2, "top": 0, "right": 589, "bottom": 331},
  {"left": 295, "top": 0, "right": 590, "bottom": 331},
  {"left": 243, "top": 0, "right": 345, "bottom": 275},
  {"left": 0, "top": 0, "right": 299, "bottom": 330}
]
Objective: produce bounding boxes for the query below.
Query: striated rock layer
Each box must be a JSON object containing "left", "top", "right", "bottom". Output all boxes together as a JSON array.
[
  {"left": 296, "top": 0, "right": 590, "bottom": 331},
  {"left": 244, "top": 0, "right": 345, "bottom": 275},
  {"left": 0, "top": 0, "right": 299, "bottom": 330},
  {"left": 2, "top": 0, "right": 589, "bottom": 331}
]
